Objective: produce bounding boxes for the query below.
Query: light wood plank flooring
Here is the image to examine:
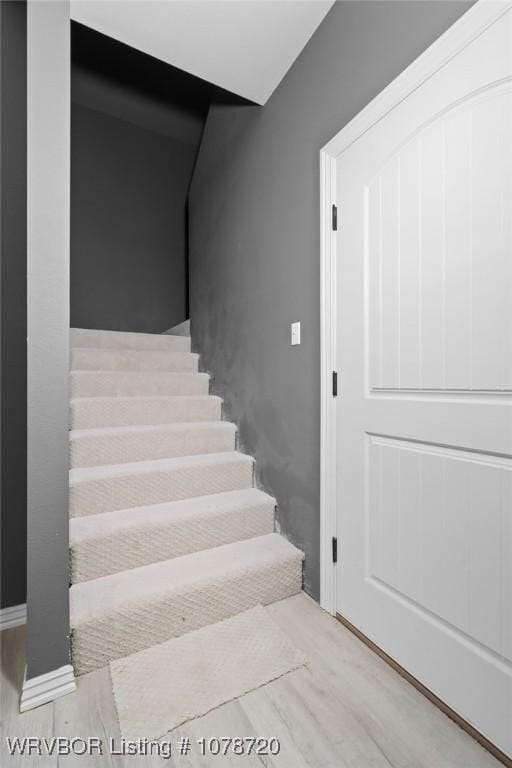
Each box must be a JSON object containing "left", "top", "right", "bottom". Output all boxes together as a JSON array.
[{"left": 0, "top": 593, "right": 500, "bottom": 767}]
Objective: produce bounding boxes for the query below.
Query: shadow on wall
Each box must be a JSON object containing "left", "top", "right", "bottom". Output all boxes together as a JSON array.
[
  {"left": 70, "top": 23, "right": 207, "bottom": 334},
  {"left": 70, "top": 23, "right": 252, "bottom": 335}
]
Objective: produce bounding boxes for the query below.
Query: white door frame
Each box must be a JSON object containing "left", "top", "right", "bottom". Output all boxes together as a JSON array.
[{"left": 319, "top": 0, "right": 511, "bottom": 614}]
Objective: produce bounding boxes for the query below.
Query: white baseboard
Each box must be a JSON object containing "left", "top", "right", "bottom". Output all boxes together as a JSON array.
[
  {"left": 0, "top": 603, "right": 27, "bottom": 631},
  {"left": 20, "top": 664, "right": 76, "bottom": 712}
]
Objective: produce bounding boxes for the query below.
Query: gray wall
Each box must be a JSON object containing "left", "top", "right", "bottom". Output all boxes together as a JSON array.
[
  {"left": 71, "top": 101, "right": 198, "bottom": 333},
  {"left": 26, "top": 0, "right": 71, "bottom": 678},
  {"left": 0, "top": 0, "right": 27, "bottom": 610},
  {"left": 189, "top": 0, "right": 473, "bottom": 599}
]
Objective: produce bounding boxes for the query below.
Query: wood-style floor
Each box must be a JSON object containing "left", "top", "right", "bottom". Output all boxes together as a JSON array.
[{"left": 0, "top": 593, "right": 500, "bottom": 767}]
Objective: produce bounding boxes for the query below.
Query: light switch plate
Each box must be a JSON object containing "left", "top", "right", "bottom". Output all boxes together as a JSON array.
[{"left": 291, "top": 321, "right": 301, "bottom": 346}]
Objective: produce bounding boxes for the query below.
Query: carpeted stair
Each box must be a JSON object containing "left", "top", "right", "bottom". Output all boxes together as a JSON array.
[{"left": 69, "top": 328, "right": 303, "bottom": 675}]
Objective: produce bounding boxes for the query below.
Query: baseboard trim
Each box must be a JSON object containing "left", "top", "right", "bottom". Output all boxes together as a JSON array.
[
  {"left": 0, "top": 603, "right": 27, "bottom": 631},
  {"left": 20, "top": 665, "right": 76, "bottom": 712},
  {"left": 336, "top": 612, "right": 512, "bottom": 768}
]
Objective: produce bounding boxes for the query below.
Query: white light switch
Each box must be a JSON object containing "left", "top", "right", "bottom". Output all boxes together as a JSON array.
[{"left": 291, "top": 321, "right": 301, "bottom": 346}]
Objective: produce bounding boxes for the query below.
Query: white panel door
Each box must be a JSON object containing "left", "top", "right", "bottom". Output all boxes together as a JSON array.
[{"left": 335, "top": 8, "right": 512, "bottom": 756}]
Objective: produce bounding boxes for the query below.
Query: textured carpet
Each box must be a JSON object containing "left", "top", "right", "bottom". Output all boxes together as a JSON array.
[
  {"left": 70, "top": 488, "right": 275, "bottom": 583},
  {"left": 71, "top": 533, "right": 302, "bottom": 675},
  {"left": 110, "top": 605, "right": 307, "bottom": 740}
]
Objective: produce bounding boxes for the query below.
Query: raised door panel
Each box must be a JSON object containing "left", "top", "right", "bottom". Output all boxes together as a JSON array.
[
  {"left": 367, "top": 85, "right": 512, "bottom": 393},
  {"left": 367, "top": 435, "right": 510, "bottom": 661}
]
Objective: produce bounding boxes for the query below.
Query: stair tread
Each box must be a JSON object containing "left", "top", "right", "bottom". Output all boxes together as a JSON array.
[
  {"left": 71, "top": 370, "right": 210, "bottom": 398},
  {"left": 70, "top": 348, "right": 199, "bottom": 373},
  {"left": 72, "top": 328, "right": 190, "bottom": 338},
  {"left": 70, "top": 451, "right": 253, "bottom": 483},
  {"left": 70, "top": 421, "right": 236, "bottom": 439},
  {"left": 71, "top": 347, "right": 197, "bottom": 356},
  {"left": 71, "top": 328, "right": 191, "bottom": 351},
  {"left": 70, "top": 488, "right": 275, "bottom": 543},
  {"left": 70, "top": 394, "right": 220, "bottom": 404},
  {"left": 70, "top": 394, "right": 222, "bottom": 429},
  {"left": 70, "top": 344, "right": 195, "bottom": 357},
  {"left": 72, "top": 371, "right": 207, "bottom": 379},
  {"left": 70, "top": 533, "right": 302, "bottom": 626}
]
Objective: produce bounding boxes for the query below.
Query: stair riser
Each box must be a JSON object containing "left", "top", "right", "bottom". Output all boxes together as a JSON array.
[
  {"left": 70, "top": 397, "right": 221, "bottom": 429},
  {"left": 70, "top": 503, "right": 274, "bottom": 583},
  {"left": 71, "top": 349, "right": 198, "bottom": 372},
  {"left": 71, "top": 329, "right": 191, "bottom": 352},
  {"left": 71, "top": 372, "right": 209, "bottom": 398},
  {"left": 71, "top": 555, "right": 302, "bottom": 675},
  {"left": 70, "top": 425, "right": 236, "bottom": 468},
  {"left": 70, "top": 460, "right": 253, "bottom": 517}
]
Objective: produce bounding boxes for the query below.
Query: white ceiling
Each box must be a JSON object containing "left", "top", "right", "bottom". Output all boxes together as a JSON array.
[{"left": 70, "top": 1, "right": 335, "bottom": 105}]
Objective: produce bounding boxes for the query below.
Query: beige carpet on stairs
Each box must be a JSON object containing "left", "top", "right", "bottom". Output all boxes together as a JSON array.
[
  {"left": 69, "top": 328, "right": 304, "bottom": 680},
  {"left": 110, "top": 605, "right": 307, "bottom": 740}
]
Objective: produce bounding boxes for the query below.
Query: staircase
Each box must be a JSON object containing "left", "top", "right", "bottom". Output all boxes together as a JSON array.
[{"left": 68, "top": 328, "right": 303, "bottom": 675}]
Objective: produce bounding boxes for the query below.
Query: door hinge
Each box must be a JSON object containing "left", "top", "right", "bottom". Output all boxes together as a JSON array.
[
  {"left": 332, "top": 536, "right": 338, "bottom": 564},
  {"left": 332, "top": 370, "right": 338, "bottom": 397},
  {"left": 332, "top": 204, "right": 338, "bottom": 231}
]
